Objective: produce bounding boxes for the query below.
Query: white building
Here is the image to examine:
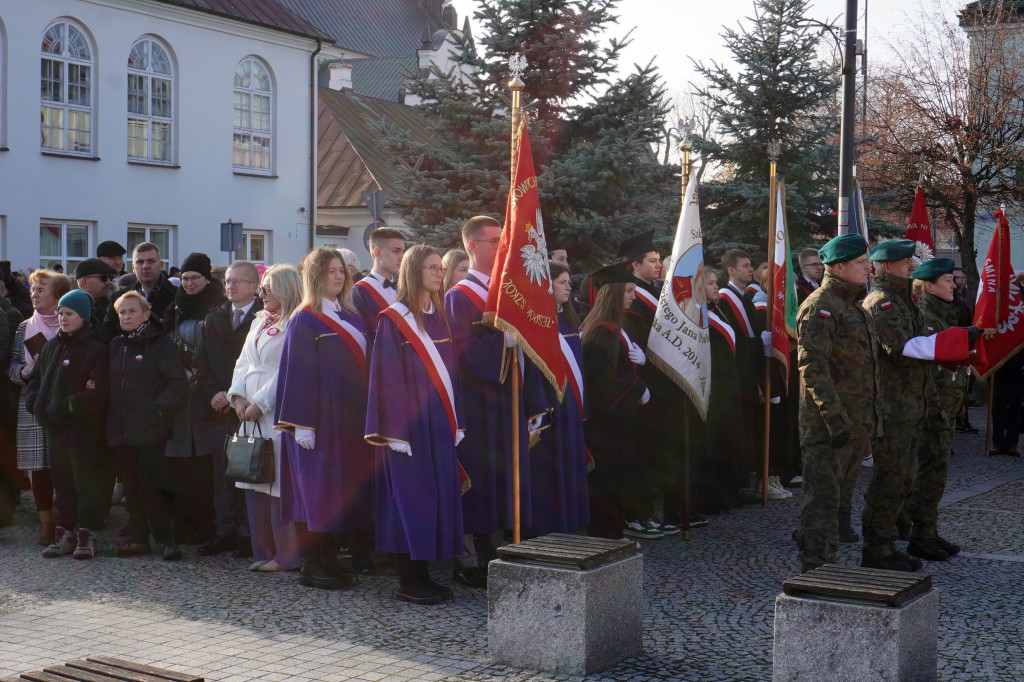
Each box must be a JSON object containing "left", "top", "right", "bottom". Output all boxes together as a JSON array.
[{"left": 0, "top": 0, "right": 333, "bottom": 274}]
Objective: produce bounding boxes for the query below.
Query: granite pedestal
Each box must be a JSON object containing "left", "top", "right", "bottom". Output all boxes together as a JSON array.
[
  {"left": 488, "top": 553, "right": 643, "bottom": 675},
  {"left": 773, "top": 589, "right": 938, "bottom": 681}
]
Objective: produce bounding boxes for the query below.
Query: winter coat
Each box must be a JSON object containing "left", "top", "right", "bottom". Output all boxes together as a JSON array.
[
  {"left": 25, "top": 326, "right": 107, "bottom": 432},
  {"left": 103, "top": 272, "right": 178, "bottom": 342},
  {"left": 193, "top": 298, "right": 262, "bottom": 423},
  {"left": 107, "top": 318, "right": 188, "bottom": 447}
]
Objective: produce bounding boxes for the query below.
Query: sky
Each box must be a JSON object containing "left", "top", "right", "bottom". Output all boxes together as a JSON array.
[{"left": 456, "top": 0, "right": 956, "bottom": 101}]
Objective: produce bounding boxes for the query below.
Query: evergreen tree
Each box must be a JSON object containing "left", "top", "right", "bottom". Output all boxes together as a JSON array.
[
  {"left": 375, "top": 0, "right": 680, "bottom": 267},
  {"left": 692, "top": 0, "right": 840, "bottom": 252}
]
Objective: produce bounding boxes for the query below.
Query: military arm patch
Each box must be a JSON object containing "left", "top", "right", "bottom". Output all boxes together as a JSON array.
[
  {"left": 880, "top": 301, "right": 892, "bottom": 310},
  {"left": 818, "top": 310, "right": 832, "bottom": 318}
]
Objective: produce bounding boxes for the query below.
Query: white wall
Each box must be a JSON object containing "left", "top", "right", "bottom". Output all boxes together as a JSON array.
[{"left": 0, "top": 0, "right": 318, "bottom": 272}]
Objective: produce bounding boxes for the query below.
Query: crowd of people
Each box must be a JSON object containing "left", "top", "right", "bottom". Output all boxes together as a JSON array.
[{"left": 0, "top": 217, "right": 1008, "bottom": 605}]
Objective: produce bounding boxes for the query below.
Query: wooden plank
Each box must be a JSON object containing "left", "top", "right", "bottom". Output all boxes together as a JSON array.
[
  {"left": 43, "top": 665, "right": 122, "bottom": 682},
  {"left": 63, "top": 662, "right": 172, "bottom": 682},
  {"left": 84, "top": 659, "right": 201, "bottom": 682},
  {"left": 783, "top": 574, "right": 931, "bottom": 607},
  {"left": 19, "top": 673, "right": 78, "bottom": 682}
]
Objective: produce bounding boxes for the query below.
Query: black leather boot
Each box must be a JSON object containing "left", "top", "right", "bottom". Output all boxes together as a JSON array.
[
  {"left": 417, "top": 560, "right": 453, "bottom": 601},
  {"left": 394, "top": 553, "right": 444, "bottom": 604}
]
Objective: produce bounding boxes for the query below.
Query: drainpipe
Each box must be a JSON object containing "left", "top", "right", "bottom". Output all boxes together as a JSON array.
[{"left": 309, "top": 38, "right": 323, "bottom": 251}]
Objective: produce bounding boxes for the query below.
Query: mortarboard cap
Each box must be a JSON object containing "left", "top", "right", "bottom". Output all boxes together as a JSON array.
[
  {"left": 616, "top": 229, "right": 657, "bottom": 261},
  {"left": 590, "top": 262, "right": 636, "bottom": 289}
]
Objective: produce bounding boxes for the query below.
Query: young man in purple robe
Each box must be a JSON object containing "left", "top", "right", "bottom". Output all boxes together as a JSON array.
[
  {"left": 275, "top": 248, "right": 372, "bottom": 591},
  {"left": 352, "top": 227, "right": 405, "bottom": 340},
  {"left": 366, "top": 244, "right": 465, "bottom": 604},
  {"left": 444, "top": 215, "right": 547, "bottom": 586}
]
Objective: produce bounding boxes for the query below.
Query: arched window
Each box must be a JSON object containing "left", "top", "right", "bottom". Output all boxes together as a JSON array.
[
  {"left": 128, "top": 37, "right": 174, "bottom": 163},
  {"left": 233, "top": 57, "right": 272, "bottom": 173},
  {"left": 41, "top": 19, "right": 94, "bottom": 154}
]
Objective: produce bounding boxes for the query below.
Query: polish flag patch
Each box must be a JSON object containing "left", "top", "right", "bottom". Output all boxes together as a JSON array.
[
  {"left": 818, "top": 310, "right": 832, "bottom": 318},
  {"left": 880, "top": 301, "right": 893, "bottom": 310}
]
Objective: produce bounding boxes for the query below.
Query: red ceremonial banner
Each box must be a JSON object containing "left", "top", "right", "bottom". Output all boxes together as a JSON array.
[
  {"left": 973, "top": 208, "right": 1024, "bottom": 379},
  {"left": 906, "top": 186, "right": 936, "bottom": 255},
  {"left": 483, "top": 124, "right": 568, "bottom": 399}
]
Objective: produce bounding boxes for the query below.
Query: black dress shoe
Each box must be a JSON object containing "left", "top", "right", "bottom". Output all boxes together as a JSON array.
[
  {"left": 453, "top": 566, "right": 487, "bottom": 588},
  {"left": 198, "top": 535, "right": 234, "bottom": 556},
  {"left": 908, "top": 538, "right": 949, "bottom": 562}
]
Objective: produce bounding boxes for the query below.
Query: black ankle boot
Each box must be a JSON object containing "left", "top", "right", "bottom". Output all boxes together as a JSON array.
[
  {"left": 416, "top": 560, "right": 453, "bottom": 601},
  {"left": 299, "top": 531, "right": 347, "bottom": 590},
  {"left": 394, "top": 553, "right": 444, "bottom": 605}
]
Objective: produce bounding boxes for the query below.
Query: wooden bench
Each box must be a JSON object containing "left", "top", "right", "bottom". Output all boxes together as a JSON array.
[
  {"left": 495, "top": 533, "right": 637, "bottom": 569},
  {"left": 782, "top": 563, "right": 932, "bottom": 606},
  {"left": 2, "top": 656, "right": 203, "bottom": 682}
]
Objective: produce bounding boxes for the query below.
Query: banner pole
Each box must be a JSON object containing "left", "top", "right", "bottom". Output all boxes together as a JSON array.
[
  {"left": 683, "top": 408, "right": 691, "bottom": 541},
  {"left": 508, "top": 56, "right": 525, "bottom": 544},
  {"left": 986, "top": 376, "right": 994, "bottom": 454},
  {"left": 763, "top": 141, "right": 780, "bottom": 507}
]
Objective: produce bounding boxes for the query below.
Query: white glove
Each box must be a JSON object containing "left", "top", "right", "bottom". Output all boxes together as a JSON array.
[
  {"left": 389, "top": 441, "right": 412, "bottom": 456},
  {"left": 640, "top": 388, "right": 651, "bottom": 405},
  {"left": 628, "top": 343, "right": 646, "bottom": 366},
  {"left": 528, "top": 416, "right": 543, "bottom": 434},
  {"left": 770, "top": 396, "right": 781, "bottom": 404},
  {"left": 294, "top": 428, "right": 315, "bottom": 450},
  {"left": 455, "top": 431, "right": 465, "bottom": 446},
  {"left": 504, "top": 333, "right": 519, "bottom": 348},
  {"left": 761, "top": 331, "right": 772, "bottom": 357}
]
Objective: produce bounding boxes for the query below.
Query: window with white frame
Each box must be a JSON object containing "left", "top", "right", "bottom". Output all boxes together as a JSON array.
[
  {"left": 40, "top": 221, "right": 91, "bottom": 273},
  {"left": 127, "top": 38, "right": 174, "bottom": 163},
  {"left": 127, "top": 224, "right": 174, "bottom": 271},
  {"left": 232, "top": 57, "right": 273, "bottom": 173},
  {"left": 240, "top": 231, "right": 268, "bottom": 264},
  {"left": 41, "top": 19, "right": 94, "bottom": 154}
]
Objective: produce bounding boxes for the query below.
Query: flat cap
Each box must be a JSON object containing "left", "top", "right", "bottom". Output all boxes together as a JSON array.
[
  {"left": 96, "top": 240, "right": 127, "bottom": 258},
  {"left": 75, "top": 258, "right": 118, "bottom": 280},
  {"left": 617, "top": 229, "right": 657, "bottom": 261},
  {"left": 869, "top": 238, "right": 916, "bottom": 262},
  {"left": 818, "top": 234, "right": 868, "bottom": 265},
  {"left": 912, "top": 257, "right": 956, "bottom": 281},
  {"left": 590, "top": 262, "right": 636, "bottom": 289}
]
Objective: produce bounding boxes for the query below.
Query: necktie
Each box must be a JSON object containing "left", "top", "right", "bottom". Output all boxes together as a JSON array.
[{"left": 232, "top": 308, "right": 244, "bottom": 330}]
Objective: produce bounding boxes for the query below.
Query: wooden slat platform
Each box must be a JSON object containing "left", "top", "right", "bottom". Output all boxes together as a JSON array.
[
  {"left": 496, "top": 533, "right": 637, "bottom": 570},
  {"left": 782, "top": 564, "right": 932, "bottom": 607},
  {"left": 2, "top": 657, "right": 202, "bottom": 682}
]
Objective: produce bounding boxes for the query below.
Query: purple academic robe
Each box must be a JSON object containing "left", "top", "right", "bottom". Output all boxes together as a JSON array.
[
  {"left": 365, "top": 308, "right": 464, "bottom": 561},
  {"left": 275, "top": 308, "right": 373, "bottom": 532},
  {"left": 445, "top": 274, "right": 546, "bottom": 534},
  {"left": 527, "top": 313, "right": 590, "bottom": 535},
  {"left": 352, "top": 281, "right": 388, "bottom": 342}
]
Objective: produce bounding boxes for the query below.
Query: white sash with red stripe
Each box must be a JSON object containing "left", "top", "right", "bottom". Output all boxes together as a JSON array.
[
  {"left": 708, "top": 310, "right": 736, "bottom": 355},
  {"left": 634, "top": 286, "right": 658, "bottom": 313},
  {"left": 354, "top": 278, "right": 389, "bottom": 310},
  {"left": 302, "top": 307, "right": 368, "bottom": 374},
  {"left": 381, "top": 302, "right": 459, "bottom": 440},
  {"left": 559, "top": 333, "right": 584, "bottom": 410},
  {"left": 452, "top": 278, "right": 487, "bottom": 313},
  {"left": 719, "top": 285, "right": 754, "bottom": 338}
]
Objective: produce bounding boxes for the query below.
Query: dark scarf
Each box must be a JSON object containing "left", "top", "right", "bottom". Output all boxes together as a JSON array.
[
  {"left": 124, "top": 320, "right": 151, "bottom": 340},
  {"left": 173, "top": 279, "right": 226, "bottom": 321}
]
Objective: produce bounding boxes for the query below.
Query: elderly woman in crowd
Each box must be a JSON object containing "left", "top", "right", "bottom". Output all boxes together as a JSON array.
[
  {"left": 163, "top": 252, "right": 226, "bottom": 544},
  {"left": 108, "top": 292, "right": 189, "bottom": 560},
  {"left": 365, "top": 244, "right": 464, "bottom": 605},
  {"left": 8, "top": 269, "right": 70, "bottom": 546},
  {"left": 229, "top": 264, "right": 303, "bottom": 573},
  {"left": 276, "top": 248, "right": 372, "bottom": 590}
]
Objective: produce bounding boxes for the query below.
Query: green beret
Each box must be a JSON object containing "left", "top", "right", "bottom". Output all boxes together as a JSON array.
[
  {"left": 912, "top": 257, "right": 955, "bottom": 281},
  {"left": 869, "top": 238, "right": 916, "bottom": 262},
  {"left": 818, "top": 234, "right": 868, "bottom": 265}
]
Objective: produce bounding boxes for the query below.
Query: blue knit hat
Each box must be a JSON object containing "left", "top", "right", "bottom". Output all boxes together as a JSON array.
[{"left": 58, "top": 289, "right": 94, "bottom": 322}]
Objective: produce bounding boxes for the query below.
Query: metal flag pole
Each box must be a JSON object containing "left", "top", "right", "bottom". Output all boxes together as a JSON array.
[
  {"left": 986, "top": 206, "right": 1006, "bottom": 455},
  {"left": 763, "top": 140, "right": 781, "bottom": 507},
  {"left": 679, "top": 119, "right": 694, "bottom": 540},
  {"left": 509, "top": 54, "right": 526, "bottom": 544}
]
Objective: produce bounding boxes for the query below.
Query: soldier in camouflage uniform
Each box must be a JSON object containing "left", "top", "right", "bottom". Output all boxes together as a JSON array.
[
  {"left": 794, "top": 234, "right": 878, "bottom": 573},
  {"left": 905, "top": 258, "right": 971, "bottom": 562}
]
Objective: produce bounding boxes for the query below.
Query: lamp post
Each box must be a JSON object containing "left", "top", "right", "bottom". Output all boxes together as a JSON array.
[{"left": 837, "top": 0, "right": 859, "bottom": 235}]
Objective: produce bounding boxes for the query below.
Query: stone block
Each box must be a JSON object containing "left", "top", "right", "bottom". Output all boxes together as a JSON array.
[
  {"left": 487, "top": 554, "right": 643, "bottom": 676},
  {"left": 772, "top": 589, "right": 938, "bottom": 682}
]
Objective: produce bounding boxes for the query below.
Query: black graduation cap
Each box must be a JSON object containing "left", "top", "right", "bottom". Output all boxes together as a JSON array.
[
  {"left": 616, "top": 229, "right": 656, "bottom": 261},
  {"left": 590, "top": 262, "right": 635, "bottom": 289}
]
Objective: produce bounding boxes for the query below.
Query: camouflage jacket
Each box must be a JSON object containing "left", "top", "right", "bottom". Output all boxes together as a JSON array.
[
  {"left": 918, "top": 292, "right": 970, "bottom": 429},
  {"left": 862, "top": 271, "right": 929, "bottom": 423},
  {"left": 797, "top": 272, "right": 879, "bottom": 445}
]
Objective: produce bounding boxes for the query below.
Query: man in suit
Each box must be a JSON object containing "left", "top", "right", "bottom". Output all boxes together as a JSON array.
[
  {"left": 192, "top": 261, "right": 263, "bottom": 557},
  {"left": 796, "top": 248, "right": 823, "bottom": 304}
]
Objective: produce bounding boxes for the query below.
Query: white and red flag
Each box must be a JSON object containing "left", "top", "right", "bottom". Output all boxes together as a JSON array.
[
  {"left": 973, "top": 208, "right": 1024, "bottom": 378},
  {"left": 483, "top": 123, "right": 568, "bottom": 398},
  {"left": 768, "top": 183, "right": 798, "bottom": 388}
]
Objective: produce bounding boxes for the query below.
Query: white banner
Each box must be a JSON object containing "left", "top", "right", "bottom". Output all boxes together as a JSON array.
[{"left": 646, "top": 179, "right": 711, "bottom": 420}]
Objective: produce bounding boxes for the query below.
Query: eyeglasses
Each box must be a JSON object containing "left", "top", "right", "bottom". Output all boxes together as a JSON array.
[
  {"left": 802, "top": 262, "right": 823, "bottom": 269},
  {"left": 471, "top": 238, "right": 501, "bottom": 247},
  {"left": 423, "top": 265, "right": 448, "bottom": 275},
  {"left": 180, "top": 275, "right": 205, "bottom": 284},
  {"left": 85, "top": 274, "right": 114, "bottom": 283},
  {"left": 258, "top": 285, "right": 271, "bottom": 297},
  {"left": 224, "top": 279, "right": 256, "bottom": 286}
]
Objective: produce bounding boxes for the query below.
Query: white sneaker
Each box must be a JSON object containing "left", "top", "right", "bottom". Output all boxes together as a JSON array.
[
  {"left": 646, "top": 520, "right": 680, "bottom": 536},
  {"left": 862, "top": 454, "right": 874, "bottom": 468},
  {"left": 769, "top": 476, "right": 793, "bottom": 498},
  {"left": 623, "top": 521, "right": 664, "bottom": 539},
  {"left": 788, "top": 475, "right": 803, "bottom": 486}
]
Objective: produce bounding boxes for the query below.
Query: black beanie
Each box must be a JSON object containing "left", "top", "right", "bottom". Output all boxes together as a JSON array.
[{"left": 180, "top": 252, "right": 212, "bottom": 281}]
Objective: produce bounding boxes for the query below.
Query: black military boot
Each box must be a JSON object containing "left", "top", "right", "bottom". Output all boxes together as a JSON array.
[
  {"left": 934, "top": 536, "right": 961, "bottom": 557},
  {"left": 837, "top": 510, "right": 860, "bottom": 543},
  {"left": 394, "top": 553, "right": 444, "bottom": 605},
  {"left": 861, "top": 552, "right": 912, "bottom": 572},
  {"left": 907, "top": 538, "right": 950, "bottom": 562},
  {"left": 893, "top": 550, "right": 923, "bottom": 571}
]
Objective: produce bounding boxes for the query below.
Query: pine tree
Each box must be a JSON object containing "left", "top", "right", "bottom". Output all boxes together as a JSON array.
[
  {"left": 375, "top": 0, "right": 680, "bottom": 267},
  {"left": 692, "top": 0, "right": 840, "bottom": 252}
]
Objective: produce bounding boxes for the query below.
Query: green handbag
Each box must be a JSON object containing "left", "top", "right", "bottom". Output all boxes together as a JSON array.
[{"left": 224, "top": 420, "right": 274, "bottom": 484}]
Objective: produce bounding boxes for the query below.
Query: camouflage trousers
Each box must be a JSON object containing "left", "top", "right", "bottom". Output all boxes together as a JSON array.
[
  {"left": 862, "top": 420, "right": 920, "bottom": 560},
  {"left": 795, "top": 435, "right": 867, "bottom": 569},
  {"left": 905, "top": 426, "right": 953, "bottom": 540}
]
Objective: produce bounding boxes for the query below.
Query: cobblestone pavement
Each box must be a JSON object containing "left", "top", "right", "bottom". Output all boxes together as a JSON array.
[{"left": 1, "top": 407, "right": 1023, "bottom": 681}]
